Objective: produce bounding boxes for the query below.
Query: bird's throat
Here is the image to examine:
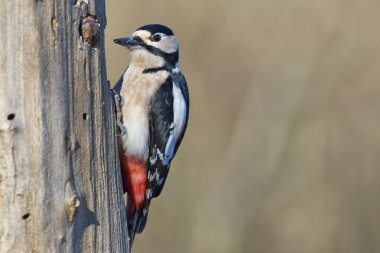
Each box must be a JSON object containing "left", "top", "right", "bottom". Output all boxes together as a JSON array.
[{"left": 130, "top": 49, "right": 165, "bottom": 69}]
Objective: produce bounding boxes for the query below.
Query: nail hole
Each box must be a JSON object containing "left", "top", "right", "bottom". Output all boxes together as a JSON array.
[
  {"left": 82, "top": 113, "right": 88, "bottom": 120},
  {"left": 78, "top": 17, "right": 83, "bottom": 37},
  {"left": 22, "top": 213, "right": 30, "bottom": 220},
  {"left": 7, "top": 114, "right": 15, "bottom": 120},
  {"left": 51, "top": 17, "right": 58, "bottom": 30}
]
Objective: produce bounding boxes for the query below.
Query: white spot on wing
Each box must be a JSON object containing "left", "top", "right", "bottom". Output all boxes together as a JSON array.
[
  {"left": 158, "top": 177, "right": 165, "bottom": 186},
  {"left": 164, "top": 123, "right": 175, "bottom": 165},
  {"left": 148, "top": 168, "right": 159, "bottom": 182},
  {"left": 156, "top": 148, "right": 166, "bottom": 164},
  {"left": 149, "top": 148, "right": 158, "bottom": 165},
  {"left": 146, "top": 189, "right": 152, "bottom": 199}
]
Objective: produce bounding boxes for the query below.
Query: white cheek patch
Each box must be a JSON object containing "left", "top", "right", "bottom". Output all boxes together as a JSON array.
[{"left": 159, "top": 35, "right": 179, "bottom": 53}]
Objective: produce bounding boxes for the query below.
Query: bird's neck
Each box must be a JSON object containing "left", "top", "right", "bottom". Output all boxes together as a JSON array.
[{"left": 129, "top": 49, "right": 165, "bottom": 69}]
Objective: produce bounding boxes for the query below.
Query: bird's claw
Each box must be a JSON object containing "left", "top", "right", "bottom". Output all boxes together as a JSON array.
[{"left": 112, "top": 89, "right": 127, "bottom": 137}]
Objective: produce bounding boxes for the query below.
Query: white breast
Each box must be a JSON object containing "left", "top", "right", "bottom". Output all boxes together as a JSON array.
[
  {"left": 120, "top": 105, "right": 150, "bottom": 158},
  {"left": 120, "top": 66, "right": 169, "bottom": 159}
]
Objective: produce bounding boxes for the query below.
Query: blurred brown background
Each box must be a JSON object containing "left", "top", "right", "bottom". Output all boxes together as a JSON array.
[{"left": 105, "top": 1, "right": 380, "bottom": 252}]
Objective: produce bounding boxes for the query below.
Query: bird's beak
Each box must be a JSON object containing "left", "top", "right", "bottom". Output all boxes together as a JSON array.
[{"left": 114, "top": 36, "right": 142, "bottom": 47}]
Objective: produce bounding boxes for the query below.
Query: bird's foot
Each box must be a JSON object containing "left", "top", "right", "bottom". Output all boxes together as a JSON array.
[{"left": 112, "top": 89, "right": 127, "bottom": 137}]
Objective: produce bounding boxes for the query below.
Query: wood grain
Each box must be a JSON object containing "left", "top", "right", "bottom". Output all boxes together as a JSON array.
[{"left": 0, "top": 0, "right": 129, "bottom": 252}]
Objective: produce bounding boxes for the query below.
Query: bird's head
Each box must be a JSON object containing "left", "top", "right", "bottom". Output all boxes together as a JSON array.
[{"left": 114, "top": 24, "right": 179, "bottom": 67}]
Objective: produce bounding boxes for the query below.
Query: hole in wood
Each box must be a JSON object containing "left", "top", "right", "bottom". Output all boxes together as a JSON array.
[
  {"left": 78, "top": 17, "right": 83, "bottom": 37},
  {"left": 83, "top": 113, "right": 88, "bottom": 120},
  {"left": 7, "top": 114, "right": 15, "bottom": 120},
  {"left": 80, "top": 15, "right": 99, "bottom": 45},
  {"left": 22, "top": 213, "right": 30, "bottom": 220}
]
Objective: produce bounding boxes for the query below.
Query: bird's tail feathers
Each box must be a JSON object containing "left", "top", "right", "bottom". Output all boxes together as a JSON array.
[
  {"left": 127, "top": 203, "right": 150, "bottom": 249},
  {"left": 127, "top": 209, "right": 139, "bottom": 248},
  {"left": 136, "top": 207, "right": 149, "bottom": 233}
]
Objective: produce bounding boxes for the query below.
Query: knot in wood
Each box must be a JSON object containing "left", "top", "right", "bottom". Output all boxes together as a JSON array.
[{"left": 66, "top": 195, "right": 80, "bottom": 221}]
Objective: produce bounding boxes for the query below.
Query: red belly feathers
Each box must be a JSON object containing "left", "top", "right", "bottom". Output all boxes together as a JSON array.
[{"left": 120, "top": 155, "right": 147, "bottom": 209}]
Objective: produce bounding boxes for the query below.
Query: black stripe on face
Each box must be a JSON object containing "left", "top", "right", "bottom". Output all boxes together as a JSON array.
[
  {"left": 136, "top": 40, "right": 178, "bottom": 66},
  {"left": 143, "top": 44, "right": 179, "bottom": 66}
]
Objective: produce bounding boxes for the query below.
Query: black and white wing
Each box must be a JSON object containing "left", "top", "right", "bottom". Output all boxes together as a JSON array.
[
  {"left": 149, "top": 74, "right": 189, "bottom": 197},
  {"left": 137, "top": 74, "right": 189, "bottom": 233}
]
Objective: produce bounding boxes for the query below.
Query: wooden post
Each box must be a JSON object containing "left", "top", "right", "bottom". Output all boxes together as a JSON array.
[{"left": 0, "top": 0, "right": 129, "bottom": 252}]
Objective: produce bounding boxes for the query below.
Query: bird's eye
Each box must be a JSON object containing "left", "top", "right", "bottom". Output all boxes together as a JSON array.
[{"left": 151, "top": 34, "right": 161, "bottom": 42}]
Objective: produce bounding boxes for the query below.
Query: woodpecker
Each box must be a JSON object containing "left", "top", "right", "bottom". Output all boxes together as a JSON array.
[{"left": 113, "top": 24, "right": 189, "bottom": 247}]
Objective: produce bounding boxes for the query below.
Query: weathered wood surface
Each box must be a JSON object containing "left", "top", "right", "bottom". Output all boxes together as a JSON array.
[{"left": 0, "top": 0, "right": 129, "bottom": 252}]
